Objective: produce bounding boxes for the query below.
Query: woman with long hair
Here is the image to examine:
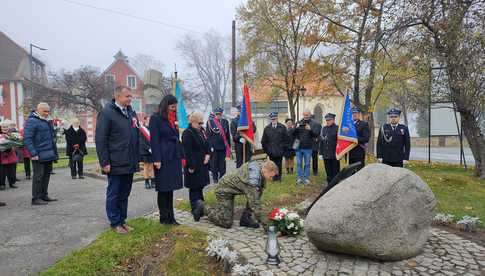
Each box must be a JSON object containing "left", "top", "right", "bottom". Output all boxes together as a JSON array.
[{"left": 149, "top": 95, "right": 184, "bottom": 225}]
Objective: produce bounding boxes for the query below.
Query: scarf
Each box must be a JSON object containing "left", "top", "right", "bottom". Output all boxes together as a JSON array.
[
  {"left": 168, "top": 111, "right": 177, "bottom": 130},
  {"left": 212, "top": 117, "right": 231, "bottom": 158}
]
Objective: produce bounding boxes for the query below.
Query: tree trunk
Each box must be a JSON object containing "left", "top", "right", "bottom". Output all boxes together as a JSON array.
[
  {"left": 460, "top": 110, "right": 485, "bottom": 178},
  {"left": 367, "top": 112, "right": 375, "bottom": 156}
]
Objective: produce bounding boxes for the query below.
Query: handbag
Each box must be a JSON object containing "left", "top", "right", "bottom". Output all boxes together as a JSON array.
[
  {"left": 72, "top": 149, "right": 84, "bottom": 162},
  {"left": 292, "top": 139, "right": 300, "bottom": 150}
]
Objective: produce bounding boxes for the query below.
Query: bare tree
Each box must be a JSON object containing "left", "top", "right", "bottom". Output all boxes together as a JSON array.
[
  {"left": 129, "top": 54, "right": 165, "bottom": 77},
  {"left": 49, "top": 66, "right": 113, "bottom": 113},
  {"left": 176, "top": 31, "right": 231, "bottom": 110}
]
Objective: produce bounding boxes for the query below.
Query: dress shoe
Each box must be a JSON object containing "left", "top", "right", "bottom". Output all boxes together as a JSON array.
[
  {"left": 26, "top": 175, "right": 31, "bottom": 180},
  {"left": 113, "top": 226, "right": 128, "bottom": 234},
  {"left": 32, "top": 199, "right": 48, "bottom": 205},
  {"left": 72, "top": 176, "right": 77, "bottom": 179},
  {"left": 78, "top": 176, "right": 85, "bottom": 179},
  {"left": 0, "top": 202, "right": 6, "bottom": 207},
  {"left": 41, "top": 197, "right": 58, "bottom": 202},
  {"left": 9, "top": 184, "right": 18, "bottom": 189},
  {"left": 192, "top": 200, "right": 204, "bottom": 222}
]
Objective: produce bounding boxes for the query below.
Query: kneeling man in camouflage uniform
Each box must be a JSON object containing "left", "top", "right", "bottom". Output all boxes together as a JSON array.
[{"left": 197, "top": 160, "right": 278, "bottom": 229}]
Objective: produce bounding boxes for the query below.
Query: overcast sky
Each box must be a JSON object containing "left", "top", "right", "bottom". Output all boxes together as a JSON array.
[{"left": 1, "top": 0, "right": 244, "bottom": 76}]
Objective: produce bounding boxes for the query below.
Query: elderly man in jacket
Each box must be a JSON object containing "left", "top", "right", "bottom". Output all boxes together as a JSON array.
[
  {"left": 24, "top": 102, "right": 59, "bottom": 205},
  {"left": 261, "top": 112, "right": 288, "bottom": 181},
  {"left": 95, "top": 86, "right": 140, "bottom": 234},
  {"left": 319, "top": 113, "right": 340, "bottom": 184}
]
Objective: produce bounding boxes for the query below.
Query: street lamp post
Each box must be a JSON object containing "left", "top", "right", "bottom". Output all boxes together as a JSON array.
[
  {"left": 296, "top": 86, "right": 306, "bottom": 122},
  {"left": 28, "top": 43, "right": 47, "bottom": 110}
]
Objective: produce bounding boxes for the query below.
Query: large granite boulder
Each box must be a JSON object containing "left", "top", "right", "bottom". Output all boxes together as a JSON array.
[{"left": 305, "top": 163, "right": 436, "bottom": 261}]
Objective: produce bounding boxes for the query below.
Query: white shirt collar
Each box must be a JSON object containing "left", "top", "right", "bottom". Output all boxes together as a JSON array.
[{"left": 114, "top": 101, "right": 126, "bottom": 111}]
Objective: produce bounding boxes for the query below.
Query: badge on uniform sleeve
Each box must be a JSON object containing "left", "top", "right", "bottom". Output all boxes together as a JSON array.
[{"left": 400, "top": 128, "right": 404, "bottom": 135}]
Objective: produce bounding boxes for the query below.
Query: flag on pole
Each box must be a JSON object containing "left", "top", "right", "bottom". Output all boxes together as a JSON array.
[
  {"left": 174, "top": 79, "right": 188, "bottom": 129},
  {"left": 237, "top": 84, "right": 255, "bottom": 145},
  {"left": 336, "top": 93, "right": 358, "bottom": 160}
]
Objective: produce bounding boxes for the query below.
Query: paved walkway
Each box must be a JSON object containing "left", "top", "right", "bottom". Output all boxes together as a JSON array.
[
  {"left": 146, "top": 210, "right": 485, "bottom": 276},
  {"left": 0, "top": 167, "right": 176, "bottom": 276}
]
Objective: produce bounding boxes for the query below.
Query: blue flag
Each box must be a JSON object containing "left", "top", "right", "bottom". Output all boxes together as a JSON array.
[
  {"left": 336, "top": 93, "right": 358, "bottom": 160},
  {"left": 174, "top": 80, "right": 188, "bottom": 129}
]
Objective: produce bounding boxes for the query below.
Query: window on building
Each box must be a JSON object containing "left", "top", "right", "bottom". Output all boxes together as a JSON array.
[
  {"left": 105, "top": 74, "right": 115, "bottom": 84},
  {"left": 127, "top": 75, "right": 137, "bottom": 89}
]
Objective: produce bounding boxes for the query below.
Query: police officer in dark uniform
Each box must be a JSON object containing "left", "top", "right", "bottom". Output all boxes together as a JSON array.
[
  {"left": 319, "top": 113, "right": 340, "bottom": 184},
  {"left": 261, "top": 112, "right": 288, "bottom": 181},
  {"left": 311, "top": 115, "right": 322, "bottom": 176},
  {"left": 230, "top": 105, "right": 257, "bottom": 168},
  {"left": 207, "top": 107, "right": 231, "bottom": 183},
  {"left": 348, "top": 107, "right": 370, "bottom": 170},
  {"left": 377, "top": 108, "right": 411, "bottom": 167}
]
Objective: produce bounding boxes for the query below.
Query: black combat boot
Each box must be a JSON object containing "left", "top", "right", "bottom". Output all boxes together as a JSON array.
[
  {"left": 192, "top": 200, "right": 205, "bottom": 222},
  {"left": 239, "top": 208, "right": 260, "bottom": 228}
]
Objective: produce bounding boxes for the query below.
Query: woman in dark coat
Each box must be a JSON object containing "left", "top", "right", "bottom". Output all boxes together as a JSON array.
[
  {"left": 65, "top": 118, "right": 87, "bottom": 179},
  {"left": 182, "top": 112, "right": 210, "bottom": 221},
  {"left": 284, "top": 118, "right": 296, "bottom": 174},
  {"left": 149, "top": 95, "right": 184, "bottom": 225}
]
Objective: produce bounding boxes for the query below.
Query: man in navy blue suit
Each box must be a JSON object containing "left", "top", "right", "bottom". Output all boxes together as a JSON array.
[{"left": 95, "top": 85, "right": 140, "bottom": 234}]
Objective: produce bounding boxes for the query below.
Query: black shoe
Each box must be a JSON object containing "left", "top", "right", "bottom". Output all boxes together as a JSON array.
[
  {"left": 32, "top": 199, "right": 48, "bottom": 205},
  {"left": 41, "top": 197, "right": 58, "bottom": 202},
  {"left": 0, "top": 202, "right": 6, "bottom": 207},
  {"left": 168, "top": 212, "right": 180, "bottom": 225},
  {"left": 26, "top": 175, "right": 31, "bottom": 180},
  {"left": 192, "top": 200, "right": 204, "bottom": 222},
  {"left": 78, "top": 176, "right": 85, "bottom": 179},
  {"left": 144, "top": 180, "right": 150, "bottom": 189},
  {"left": 239, "top": 209, "right": 260, "bottom": 228},
  {"left": 150, "top": 179, "right": 156, "bottom": 189},
  {"left": 9, "top": 184, "right": 18, "bottom": 189},
  {"left": 0, "top": 186, "right": 5, "bottom": 191},
  {"left": 72, "top": 176, "right": 77, "bottom": 179},
  {"left": 15, "top": 178, "right": 21, "bottom": 182}
]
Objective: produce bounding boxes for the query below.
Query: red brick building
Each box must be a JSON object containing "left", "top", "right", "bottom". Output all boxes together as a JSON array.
[{"left": 80, "top": 50, "right": 144, "bottom": 143}]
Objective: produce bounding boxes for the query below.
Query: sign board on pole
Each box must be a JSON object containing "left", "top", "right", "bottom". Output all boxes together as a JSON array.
[{"left": 430, "top": 102, "right": 461, "bottom": 136}]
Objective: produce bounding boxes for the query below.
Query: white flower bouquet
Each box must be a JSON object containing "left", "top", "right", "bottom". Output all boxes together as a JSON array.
[{"left": 268, "top": 207, "right": 304, "bottom": 236}]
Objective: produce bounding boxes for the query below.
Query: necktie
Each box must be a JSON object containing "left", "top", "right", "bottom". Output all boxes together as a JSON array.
[{"left": 122, "top": 108, "right": 128, "bottom": 117}]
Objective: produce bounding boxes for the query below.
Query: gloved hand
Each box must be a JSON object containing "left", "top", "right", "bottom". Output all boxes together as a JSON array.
[{"left": 239, "top": 138, "right": 246, "bottom": 144}]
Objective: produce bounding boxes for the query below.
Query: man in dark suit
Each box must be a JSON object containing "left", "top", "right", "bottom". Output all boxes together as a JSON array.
[
  {"left": 95, "top": 85, "right": 139, "bottom": 235},
  {"left": 207, "top": 107, "right": 231, "bottom": 183},
  {"left": 230, "top": 105, "right": 256, "bottom": 168},
  {"left": 310, "top": 115, "right": 322, "bottom": 176},
  {"left": 261, "top": 112, "right": 288, "bottom": 181},
  {"left": 348, "top": 107, "right": 370, "bottom": 170},
  {"left": 377, "top": 108, "right": 411, "bottom": 167},
  {"left": 319, "top": 113, "right": 340, "bottom": 184}
]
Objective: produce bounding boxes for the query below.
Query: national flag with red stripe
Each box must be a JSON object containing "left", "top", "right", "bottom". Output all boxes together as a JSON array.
[
  {"left": 336, "top": 94, "right": 358, "bottom": 160},
  {"left": 237, "top": 84, "right": 255, "bottom": 145}
]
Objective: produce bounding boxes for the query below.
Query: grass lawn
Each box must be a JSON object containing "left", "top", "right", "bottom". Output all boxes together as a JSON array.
[
  {"left": 41, "top": 219, "right": 215, "bottom": 276},
  {"left": 16, "top": 148, "right": 99, "bottom": 173}
]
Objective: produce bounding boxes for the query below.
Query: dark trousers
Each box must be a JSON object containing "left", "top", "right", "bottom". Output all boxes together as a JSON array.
[
  {"left": 0, "top": 163, "right": 16, "bottom": 187},
  {"left": 269, "top": 156, "right": 283, "bottom": 181},
  {"left": 210, "top": 150, "right": 227, "bottom": 182},
  {"left": 158, "top": 191, "right": 175, "bottom": 223},
  {"left": 235, "top": 142, "right": 252, "bottom": 168},
  {"left": 32, "top": 161, "right": 52, "bottom": 200},
  {"left": 323, "top": 159, "right": 340, "bottom": 184},
  {"left": 312, "top": 150, "right": 319, "bottom": 175},
  {"left": 383, "top": 160, "right": 403, "bottom": 167},
  {"left": 189, "top": 187, "right": 205, "bottom": 211},
  {"left": 106, "top": 173, "right": 133, "bottom": 227},
  {"left": 24, "top": 158, "right": 31, "bottom": 177},
  {"left": 69, "top": 157, "right": 84, "bottom": 177},
  {"left": 349, "top": 156, "right": 365, "bottom": 171}
]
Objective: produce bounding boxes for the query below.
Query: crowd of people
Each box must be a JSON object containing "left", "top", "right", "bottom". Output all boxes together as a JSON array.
[
  {"left": 93, "top": 85, "right": 411, "bottom": 234},
  {"left": 1, "top": 84, "right": 411, "bottom": 233},
  {"left": 0, "top": 103, "right": 88, "bottom": 207}
]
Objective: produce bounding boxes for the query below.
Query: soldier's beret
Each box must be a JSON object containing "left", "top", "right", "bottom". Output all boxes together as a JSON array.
[
  {"left": 269, "top": 112, "right": 278, "bottom": 119},
  {"left": 387, "top": 108, "right": 401, "bottom": 116},
  {"left": 324, "top": 113, "right": 336, "bottom": 119},
  {"left": 351, "top": 107, "right": 361, "bottom": 113},
  {"left": 213, "top": 107, "right": 224, "bottom": 114}
]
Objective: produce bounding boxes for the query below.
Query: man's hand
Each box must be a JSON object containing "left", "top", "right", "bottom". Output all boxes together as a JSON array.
[
  {"left": 204, "top": 154, "right": 210, "bottom": 165},
  {"left": 102, "top": 165, "right": 111, "bottom": 173},
  {"left": 31, "top": 156, "right": 39, "bottom": 161},
  {"left": 305, "top": 124, "right": 311, "bottom": 130},
  {"left": 377, "top": 158, "right": 383, "bottom": 163},
  {"left": 154, "top": 162, "right": 161, "bottom": 169},
  {"left": 239, "top": 138, "right": 246, "bottom": 144}
]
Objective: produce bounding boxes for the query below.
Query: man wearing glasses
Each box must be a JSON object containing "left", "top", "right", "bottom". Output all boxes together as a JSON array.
[
  {"left": 377, "top": 108, "right": 411, "bottom": 167},
  {"left": 24, "top": 102, "right": 59, "bottom": 205}
]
